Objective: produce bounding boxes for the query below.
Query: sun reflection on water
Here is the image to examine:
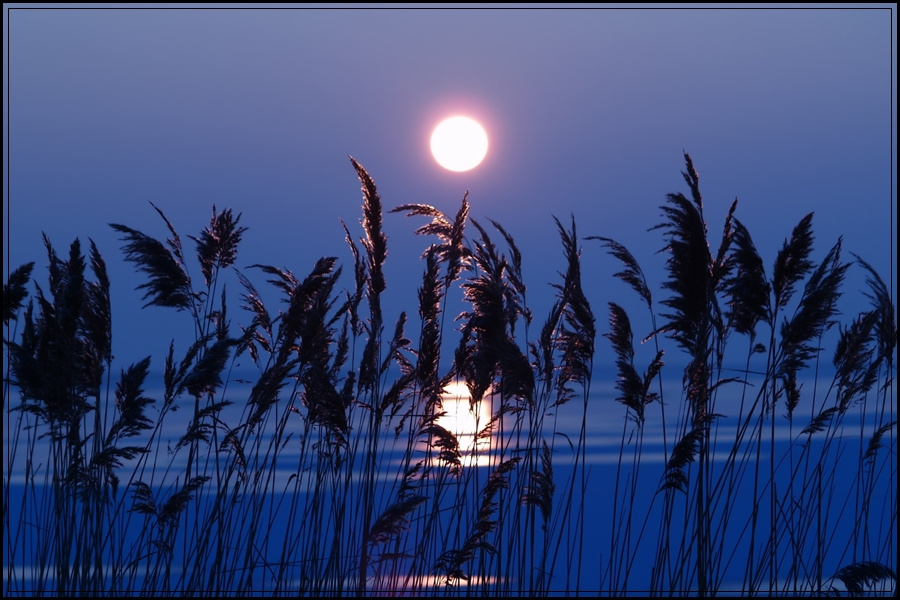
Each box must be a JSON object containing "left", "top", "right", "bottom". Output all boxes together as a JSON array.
[{"left": 436, "top": 381, "right": 495, "bottom": 467}]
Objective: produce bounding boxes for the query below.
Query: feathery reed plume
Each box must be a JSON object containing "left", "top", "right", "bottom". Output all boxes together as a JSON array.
[
  {"left": 381, "top": 311, "right": 413, "bottom": 379},
  {"left": 864, "top": 421, "right": 897, "bottom": 464},
  {"left": 351, "top": 157, "right": 389, "bottom": 394},
  {"left": 391, "top": 196, "right": 472, "bottom": 286},
  {"left": 530, "top": 300, "right": 563, "bottom": 390},
  {"left": 176, "top": 399, "right": 233, "bottom": 449},
  {"left": 188, "top": 206, "right": 247, "bottom": 288},
  {"left": 110, "top": 217, "right": 195, "bottom": 312},
  {"left": 488, "top": 218, "right": 531, "bottom": 326},
  {"left": 107, "top": 357, "right": 155, "bottom": 442},
  {"left": 472, "top": 219, "right": 530, "bottom": 338},
  {"left": 86, "top": 445, "right": 141, "bottom": 499},
  {"left": 366, "top": 495, "right": 429, "bottom": 545},
  {"left": 84, "top": 239, "right": 112, "bottom": 365},
  {"left": 415, "top": 247, "right": 444, "bottom": 401},
  {"left": 331, "top": 308, "right": 351, "bottom": 380},
  {"left": 234, "top": 268, "right": 271, "bottom": 366},
  {"left": 302, "top": 373, "right": 348, "bottom": 446},
  {"left": 351, "top": 156, "right": 387, "bottom": 301},
  {"left": 341, "top": 219, "right": 367, "bottom": 336},
  {"left": 772, "top": 212, "right": 815, "bottom": 312},
  {"left": 4, "top": 262, "right": 35, "bottom": 327},
  {"left": 651, "top": 191, "right": 713, "bottom": 354},
  {"left": 151, "top": 201, "right": 188, "bottom": 264},
  {"left": 801, "top": 406, "right": 838, "bottom": 436},
  {"left": 232, "top": 263, "right": 339, "bottom": 430},
  {"left": 445, "top": 196, "right": 470, "bottom": 287},
  {"left": 159, "top": 336, "right": 215, "bottom": 406},
  {"left": 552, "top": 215, "right": 595, "bottom": 405},
  {"left": 181, "top": 337, "right": 236, "bottom": 398},
  {"left": 453, "top": 218, "right": 533, "bottom": 405},
  {"left": 8, "top": 238, "right": 95, "bottom": 435},
  {"left": 130, "top": 481, "right": 158, "bottom": 517},
  {"left": 161, "top": 340, "right": 193, "bottom": 406},
  {"left": 267, "top": 256, "right": 348, "bottom": 440},
  {"left": 495, "top": 335, "right": 535, "bottom": 405},
  {"left": 712, "top": 198, "right": 738, "bottom": 288},
  {"left": 723, "top": 218, "right": 771, "bottom": 338},
  {"left": 378, "top": 370, "right": 416, "bottom": 425},
  {"left": 832, "top": 311, "right": 879, "bottom": 413},
  {"left": 245, "top": 362, "right": 294, "bottom": 430},
  {"left": 468, "top": 219, "right": 533, "bottom": 402},
  {"left": 250, "top": 263, "right": 299, "bottom": 298},
  {"left": 776, "top": 237, "right": 848, "bottom": 380},
  {"left": 828, "top": 561, "right": 897, "bottom": 595},
  {"left": 43, "top": 232, "right": 63, "bottom": 291},
  {"left": 158, "top": 476, "right": 211, "bottom": 524},
  {"left": 586, "top": 236, "right": 652, "bottom": 310},
  {"left": 660, "top": 413, "right": 723, "bottom": 493},
  {"left": 852, "top": 252, "right": 897, "bottom": 373},
  {"left": 55, "top": 236, "right": 86, "bottom": 344},
  {"left": 263, "top": 256, "right": 340, "bottom": 364},
  {"left": 522, "top": 440, "right": 555, "bottom": 528},
  {"left": 606, "top": 302, "right": 663, "bottom": 425},
  {"left": 390, "top": 203, "right": 451, "bottom": 238},
  {"left": 71, "top": 238, "right": 112, "bottom": 395},
  {"left": 606, "top": 301, "right": 642, "bottom": 414},
  {"left": 87, "top": 358, "right": 155, "bottom": 495},
  {"left": 418, "top": 415, "right": 462, "bottom": 474},
  {"left": 783, "top": 369, "right": 802, "bottom": 420},
  {"left": 681, "top": 151, "right": 703, "bottom": 213}
]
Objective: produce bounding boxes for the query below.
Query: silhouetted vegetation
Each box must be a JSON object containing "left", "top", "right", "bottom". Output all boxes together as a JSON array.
[{"left": 4, "top": 154, "right": 896, "bottom": 596}]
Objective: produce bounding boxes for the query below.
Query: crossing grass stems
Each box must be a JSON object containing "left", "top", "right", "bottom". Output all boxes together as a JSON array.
[{"left": 3, "top": 153, "right": 896, "bottom": 596}]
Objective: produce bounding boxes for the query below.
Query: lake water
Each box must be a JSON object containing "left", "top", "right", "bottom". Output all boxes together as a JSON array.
[{"left": 3, "top": 366, "right": 896, "bottom": 596}]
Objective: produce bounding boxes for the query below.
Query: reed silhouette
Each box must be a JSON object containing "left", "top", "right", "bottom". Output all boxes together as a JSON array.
[{"left": 4, "top": 153, "right": 895, "bottom": 596}]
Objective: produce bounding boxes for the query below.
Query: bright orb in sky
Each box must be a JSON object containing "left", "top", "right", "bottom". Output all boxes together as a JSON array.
[{"left": 430, "top": 116, "right": 488, "bottom": 172}]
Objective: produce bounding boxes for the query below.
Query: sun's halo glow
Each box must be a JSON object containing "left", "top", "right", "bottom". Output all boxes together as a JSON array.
[{"left": 430, "top": 116, "right": 488, "bottom": 172}]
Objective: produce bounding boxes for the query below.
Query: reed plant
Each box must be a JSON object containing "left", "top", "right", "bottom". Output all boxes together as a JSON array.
[{"left": 3, "top": 153, "right": 896, "bottom": 596}]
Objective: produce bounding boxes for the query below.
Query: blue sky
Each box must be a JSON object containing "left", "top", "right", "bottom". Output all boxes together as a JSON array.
[{"left": 3, "top": 4, "right": 896, "bottom": 375}]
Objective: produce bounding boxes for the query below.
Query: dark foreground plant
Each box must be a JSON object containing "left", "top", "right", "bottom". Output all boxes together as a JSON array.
[{"left": 4, "top": 154, "right": 896, "bottom": 597}]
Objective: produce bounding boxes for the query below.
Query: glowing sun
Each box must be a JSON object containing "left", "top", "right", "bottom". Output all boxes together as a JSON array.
[{"left": 430, "top": 116, "right": 488, "bottom": 172}]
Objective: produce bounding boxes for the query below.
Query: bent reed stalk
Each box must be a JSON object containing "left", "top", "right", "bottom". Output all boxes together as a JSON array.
[{"left": 3, "top": 154, "right": 896, "bottom": 597}]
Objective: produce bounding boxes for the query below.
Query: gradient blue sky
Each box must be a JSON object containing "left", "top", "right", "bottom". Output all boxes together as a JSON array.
[{"left": 4, "top": 4, "right": 896, "bottom": 375}]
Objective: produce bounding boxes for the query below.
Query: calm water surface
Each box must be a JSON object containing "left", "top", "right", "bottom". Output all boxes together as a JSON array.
[{"left": 4, "top": 367, "right": 896, "bottom": 596}]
